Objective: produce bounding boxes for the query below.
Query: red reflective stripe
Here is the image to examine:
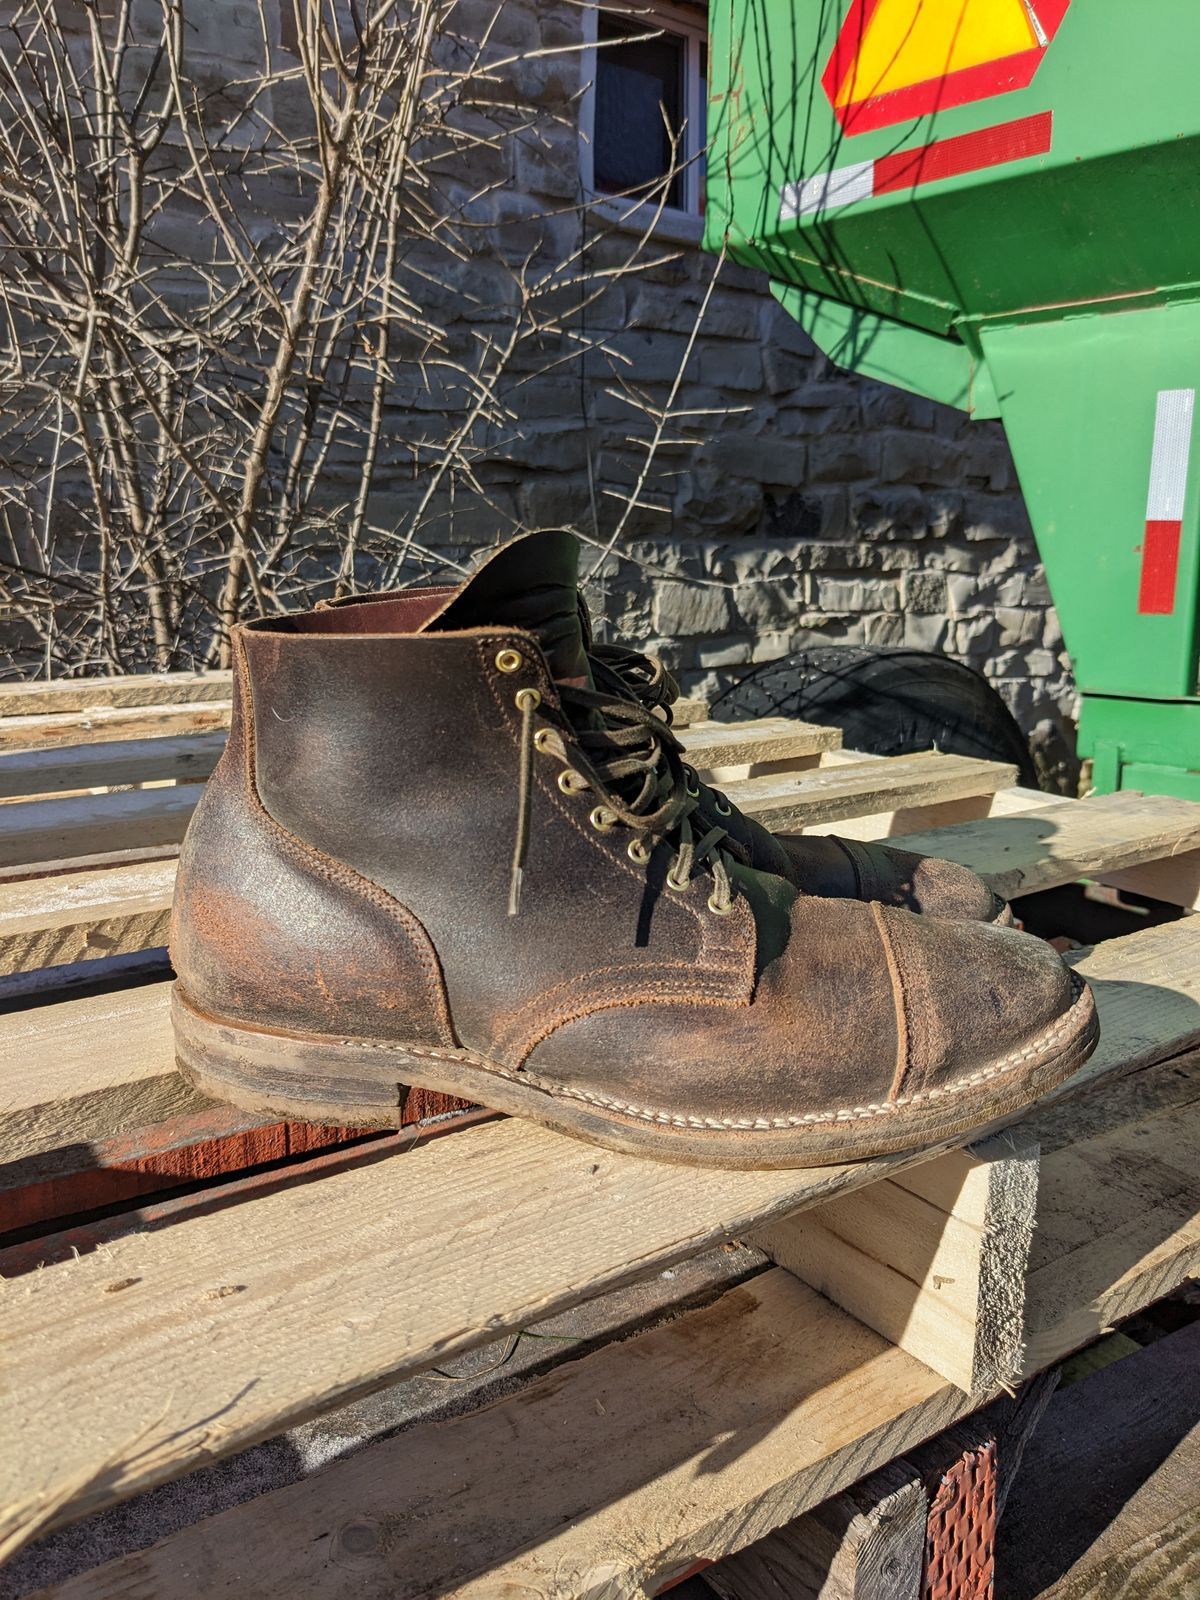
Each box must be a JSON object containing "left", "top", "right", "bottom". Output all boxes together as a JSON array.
[
  {"left": 821, "top": 0, "right": 882, "bottom": 110},
  {"left": 1138, "top": 520, "right": 1183, "bottom": 615},
  {"left": 838, "top": 48, "right": 1045, "bottom": 134},
  {"left": 1033, "top": 0, "right": 1072, "bottom": 34},
  {"left": 872, "top": 110, "right": 1053, "bottom": 196}
]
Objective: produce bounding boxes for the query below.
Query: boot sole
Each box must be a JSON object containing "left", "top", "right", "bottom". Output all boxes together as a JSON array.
[{"left": 172, "top": 973, "right": 1098, "bottom": 1170}]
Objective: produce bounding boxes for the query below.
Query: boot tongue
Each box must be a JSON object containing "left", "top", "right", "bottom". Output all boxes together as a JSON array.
[{"left": 421, "top": 530, "right": 592, "bottom": 685}]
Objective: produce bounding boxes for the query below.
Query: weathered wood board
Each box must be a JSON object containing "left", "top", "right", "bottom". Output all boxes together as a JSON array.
[
  {"left": 756, "top": 1132, "right": 1039, "bottom": 1392},
  {"left": 3, "top": 918, "right": 1200, "bottom": 1547}
]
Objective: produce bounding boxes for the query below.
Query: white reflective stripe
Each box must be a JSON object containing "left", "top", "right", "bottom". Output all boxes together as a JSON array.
[
  {"left": 1145, "top": 388, "right": 1196, "bottom": 521},
  {"left": 780, "top": 160, "right": 875, "bottom": 221}
]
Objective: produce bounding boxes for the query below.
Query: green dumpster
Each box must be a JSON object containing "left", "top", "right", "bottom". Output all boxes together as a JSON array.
[{"left": 705, "top": 0, "right": 1200, "bottom": 796}]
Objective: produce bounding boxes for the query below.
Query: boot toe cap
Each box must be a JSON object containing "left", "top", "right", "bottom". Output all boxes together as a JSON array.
[{"left": 876, "top": 906, "right": 1081, "bottom": 1103}]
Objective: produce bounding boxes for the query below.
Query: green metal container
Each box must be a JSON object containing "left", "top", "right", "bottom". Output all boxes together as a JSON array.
[{"left": 704, "top": 0, "right": 1200, "bottom": 796}]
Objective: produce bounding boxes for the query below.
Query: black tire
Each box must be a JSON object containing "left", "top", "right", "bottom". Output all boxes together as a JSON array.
[{"left": 709, "top": 645, "right": 1040, "bottom": 788}]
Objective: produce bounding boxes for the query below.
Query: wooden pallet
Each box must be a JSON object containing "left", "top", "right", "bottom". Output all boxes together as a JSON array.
[{"left": 2, "top": 672, "right": 1200, "bottom": 1596}]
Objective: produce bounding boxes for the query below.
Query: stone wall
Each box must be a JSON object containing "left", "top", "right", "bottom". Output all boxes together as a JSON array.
[
  {"left": 414, "top": 0, "right": 1079, "bottom": 785},
  {"left": 0, "top": 0, "right": 1078, "bottom": 783}
]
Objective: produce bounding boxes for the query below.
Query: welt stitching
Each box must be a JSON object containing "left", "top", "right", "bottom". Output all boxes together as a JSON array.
[{"left": 341, "top": 971, "right": 1088, "bottom": 1129}]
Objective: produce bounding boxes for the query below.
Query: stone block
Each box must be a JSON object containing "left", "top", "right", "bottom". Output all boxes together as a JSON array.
[
  {"left": 594, "top": 330, "right": 697, "bottom": 385},
  {"left": 962, "top": 428, "right": 1017, "bottom": 491},
  {"left": 953, "top": 616, "right": 999, "bottom": 655},
  {"left": 850, "top": 484, "right": 931, "bottom": 540},
  {"left": 960, "top": 492, "right": 1035, "bottom": 542},
  {"left": 697, "top": 636, "right": 755, "bottom": 668},
  {"left": 901, "top": 570, "right": 947, "bottom": 614},
  {"left": 733, "top": 576, "right": 806, "bottom": 630},
  {"left": 995, "top": 607, "right": 1045, "bottom": 648},
  {"left": 518, "top": 475, "right": 594, "bottom": 528},
  {"left": 759, "top": 490, "right": 824, "bottom": 541},
  {"left": 652, "top": 580, "right": 734, "bottom": 637},
  {"left": 905, "top": 612, "right": 951, "bottom": 651},
  {"left": 706, "top": 435, "right": 808, "bottom": 489},
  {"left": 810, "top": 434, "right": 881, "bottom": 483},
  {"left": 697, "top": 343, "right": 765, "bottom": 392},
  {"left": 946, "top": 573, "right": 983, "bottom": 614},
  {"left": 813, "top": 575, "right": 899, "bottom": 613},
  {"left": 761, "top": 305, "right": 818, "bottom": 356},
  {"left": 879, "top": 429, "right": 970, "bottom": 487},
  {"left": 861, "top": 383, "right": 935, "bottom": 431},
  {"left": 866, "top": 612, "right": 905, "bottom": 646},
  {"left": 674, "top": 471, "right": 763, "bottom": 535},
  {"left": 627, "top": 284, "right": 761, "bottom": 343},
  {"left": 477, "top": 420, "right": 590, "bottom": 471},
  {"left": 791, "top": 381, "right": 863, "bottom": 409},
  {"left": 762, "top": 347, "right": 813, "bottom": 396},
  {"left": 750, "top": 630, "right": 800, "bottom": 663},
  {"left": 443, "top": 0, "right": 543, "bottom": 49},
  {"left": 514, "top": 128, "right": 580, "bottom": 201}
]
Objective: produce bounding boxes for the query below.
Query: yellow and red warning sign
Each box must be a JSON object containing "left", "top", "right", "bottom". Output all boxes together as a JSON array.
[{"left": 823, "top": 0, "right": 1071, "bottom": 135}]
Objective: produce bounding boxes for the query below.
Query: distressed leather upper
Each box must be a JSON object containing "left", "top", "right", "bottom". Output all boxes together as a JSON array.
[{"left": 169, "top": 535, "right": 1079, "bottom": 1130}]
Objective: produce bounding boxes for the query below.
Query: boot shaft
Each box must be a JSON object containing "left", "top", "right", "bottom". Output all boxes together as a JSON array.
[{"left": 173, "top": 610, "right": 754, "bottom": 1062}]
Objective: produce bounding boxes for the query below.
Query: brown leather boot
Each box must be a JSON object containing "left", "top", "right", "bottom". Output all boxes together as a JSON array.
[
  {"left": 321, "top": 535, "right": 1013, "bottom": 927},
  {"left": 171, "top": 538, "right": 1096, "bottom": 1168}
]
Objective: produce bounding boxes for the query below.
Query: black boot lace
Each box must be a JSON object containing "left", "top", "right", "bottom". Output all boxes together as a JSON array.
[
  {"left": 590, "top": 643, "right": 680, "bottom": 720},
  {"left": 508, "top": 682, "right": 738, "bottom": 919}
]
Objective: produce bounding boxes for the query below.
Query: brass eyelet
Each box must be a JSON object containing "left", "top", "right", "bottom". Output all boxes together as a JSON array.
[
  {"left": 666, "top": 869, "right": 689, "bottom": 892},
  {"left": 683, "top": 766, "right": 700, "bottom": 799},
  {"left": 590, "top": 806, "right": 617, "bottom": 833},
  {"left": 558, "top": 768, "right": 586, "bottom": 795},
  {"left": 707, "top": 893, "right": 734, "bottom": 916},
  {"left": 533, "top": 728, "right": 555, "bottom": 753},
  {"left": 514, "top": 687, "right": 541, "bottom": 712},
  {"left": 495, "top": 648, "right": 523, "bottom": 674},
  {"left": 714, "top": 797, "right": 732, "bottom": 817},
  {"left": 627, "top": 838, "right": 651, "bottom": 865}
]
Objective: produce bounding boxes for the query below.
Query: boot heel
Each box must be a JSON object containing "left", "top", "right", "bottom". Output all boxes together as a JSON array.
[{"left": 173, "top": 986, "right": 427, "bottom": 1128}]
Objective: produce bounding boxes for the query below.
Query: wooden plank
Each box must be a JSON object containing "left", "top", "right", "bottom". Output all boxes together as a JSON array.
[
  {"left": 2, "top": 1107, "right": 371, "bottom": 1236},
  {"left": 0, "top": 672, "right": 231, "bottom": 717},
  {"left": 754, "top": 1132, "right": 1039, "bottom": 1392},
  {"left": 0, "top": 732, "right": 227, "bottom": 799},
  {"left": 0, "top": 700, "right": 232, "bottom": 753},
  {"left": 7, "top": 771, "right": 1196, "bottom": 975},
  {"left": 887, "top": 790, "right": 1200, "bottom": 903},
  {"left": 725, "top": 753, "right": 1018, "bottom": 832},
  {"left": 681, "top": 716, "right": 841, "bottom": 771},
  {"left": 1099, "top": 848, "right": 1200, "bottom": 913},
  {"left": 0, "top": 984, "right": 186, "bottom": 1168},
  {"left": 28, "top": 1048, "right": 1200, "bottom": 1598},
  {"left": 1018, "top": 1050, "right": 1200, "bottom": 1373},
  {"left": 0, "top": 784, "right": 205, "bottom": 870},
  {"left": 0, "top": 1123, "right": 991, "bottom": 1545},
  {"left": 0, "top": 860, "right": 175, "bottom": 976},
  {"left": 0, "top": 985, "right": 463, "bottom": 1233},
  {"left": 0, "top": 674, "right": 704, "bottom": 723},
  {"left": 670, "top": 696, "right": 707, "bottom": 728},
  {"left": 35, "top": 1271, "right": 975, "bottom": 1599},
  {"left": 706, "top": 1460, "right": 927, "bottom": 1600},
  {"left": 4, "top": 917, "right": 1200, "bottom": 1544},
  {"left": 997, "top": 1320, "right": 1200, "bottom": 1600}
]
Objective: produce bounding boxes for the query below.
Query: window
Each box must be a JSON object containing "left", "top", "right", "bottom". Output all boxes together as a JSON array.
[{"left": 582, "top": 3, "right": 709, "bottom": 220}]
